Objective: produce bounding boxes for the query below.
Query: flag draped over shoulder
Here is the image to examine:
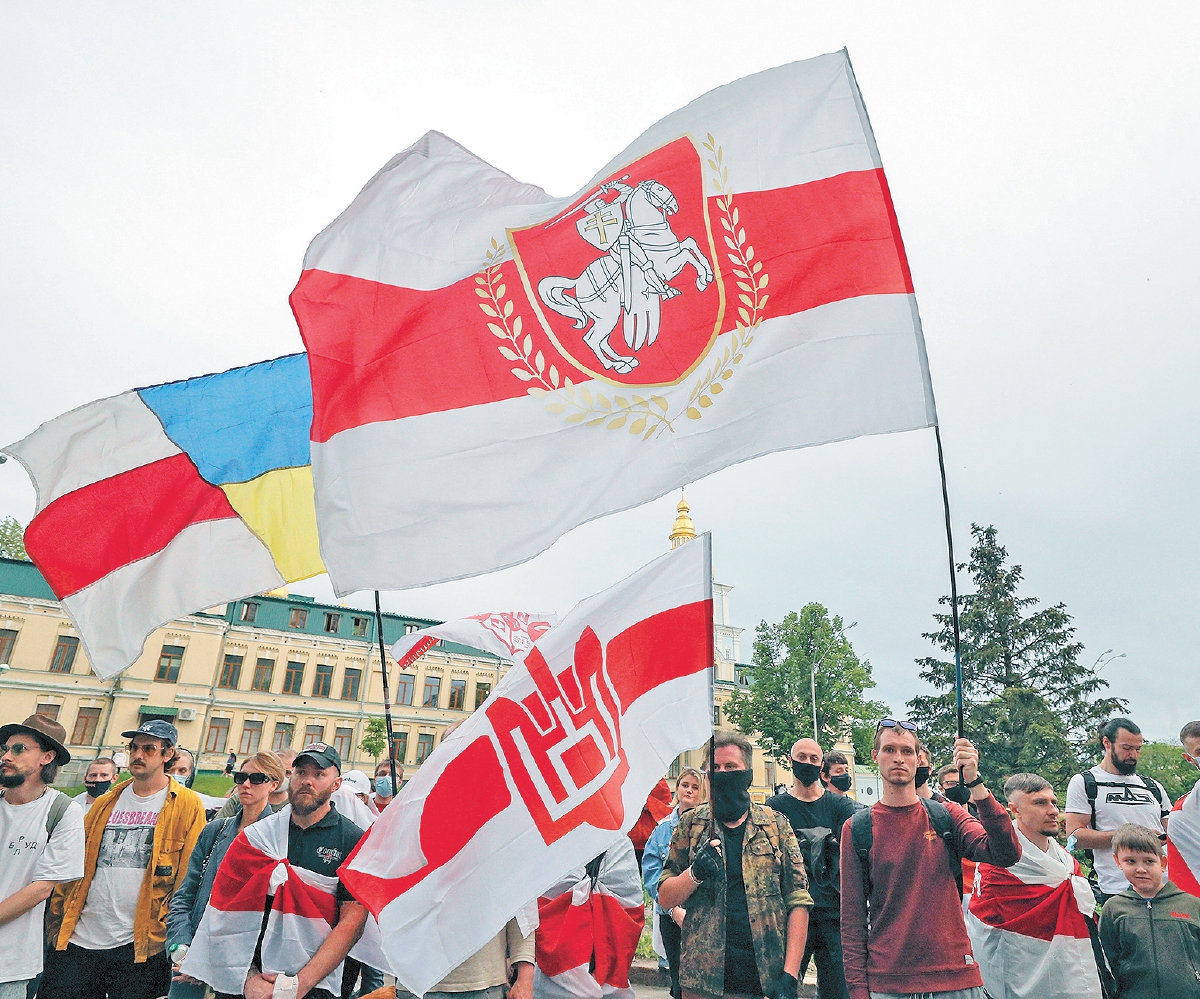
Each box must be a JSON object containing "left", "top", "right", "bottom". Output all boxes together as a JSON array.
[
  {"left": 2, "top": 355, "right": 323, "bottom": 678},
  {"left": 292, "top": 49, "right": 937, "bottom": 597},
  {"left": 339, "top": 535, "right": 714, "bottom": 996},
  {"left": 180, "top": 806, "right": 384, "bottom": 997},
  {"left": 966, "top": 829, "right": 1102, "bottom": 999},
  {"left": 1167, "top": 777, "right": 1200, "bottom": 895},
  {"left": 534, "top": 836, "right": 645, "bottom": 999}
]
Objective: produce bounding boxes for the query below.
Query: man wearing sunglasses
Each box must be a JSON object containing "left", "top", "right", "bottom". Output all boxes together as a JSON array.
[
  {"left": 840, "top": 719, "right": 1019, "bottom": 999},
  {"left": 41, "top": 719, "right": 205, "bottom": 999}
]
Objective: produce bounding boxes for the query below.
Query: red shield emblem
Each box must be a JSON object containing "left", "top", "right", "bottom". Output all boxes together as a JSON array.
[{"left": 510, "top": 137, "right": 724, "bottom": 387}]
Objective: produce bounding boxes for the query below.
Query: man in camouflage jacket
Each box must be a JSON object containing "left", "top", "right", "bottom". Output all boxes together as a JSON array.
[{"left": 659, "top": 732, "right": 812, "bottom": 999}]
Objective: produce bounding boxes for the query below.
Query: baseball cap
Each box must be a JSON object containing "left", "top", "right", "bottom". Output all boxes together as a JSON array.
[
  {"left": 341, "top": 770, "right": 371, "bottom": 795},
  {"left": 120, "top": 719, "right": 179, "bottom": 744},
  {"left": 294, "top": 742, "right": 341, "bottom": 773},
  {"left": 0, "top": 712, "right": 71, "bottom": 765}
]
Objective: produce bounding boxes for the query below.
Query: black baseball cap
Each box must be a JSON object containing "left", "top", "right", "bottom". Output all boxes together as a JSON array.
[
  {"left": 121, "top": 719, "right": 179, "bottom": 745},
  {"left": 294, "top": 742, "right": 341, "bottom": 773}
]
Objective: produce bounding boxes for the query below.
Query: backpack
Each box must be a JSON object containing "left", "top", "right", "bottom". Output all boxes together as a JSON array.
[
  {"left": 1078, "top": 769, "right": 1164, "bottom": 870},
  {"left": 793, "top": 825, "right": 841, "bottom": 903},
  {"left": 0, "top": 787, "right": 71, "bottom": 838},
  {"left": 851, "top": 798, "right": 962, "bottom": 931}
]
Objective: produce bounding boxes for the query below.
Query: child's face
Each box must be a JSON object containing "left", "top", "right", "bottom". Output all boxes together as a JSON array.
[{"left": 1115, "top": 848, "right": 1164, "bottom": 896}]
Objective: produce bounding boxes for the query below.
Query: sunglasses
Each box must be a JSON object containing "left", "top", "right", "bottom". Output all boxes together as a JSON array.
[
  {"left": 233, "top": 771, "right": 273, "bottom": 785},
  {"left": 0, "top": 743, "right": 34, "bottom": 757},
  {"left": 876, "top": 718, "right": 918, "bottom": 733}
]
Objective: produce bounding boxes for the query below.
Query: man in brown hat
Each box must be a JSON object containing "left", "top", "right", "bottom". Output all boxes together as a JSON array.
[{"left": 0, "top": 713, "right": 86, "bottom": 999}]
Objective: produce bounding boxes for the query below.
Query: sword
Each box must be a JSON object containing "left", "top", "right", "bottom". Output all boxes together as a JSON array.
[{"left": 545, "top": 175, "right": 631, "bottom": 228}]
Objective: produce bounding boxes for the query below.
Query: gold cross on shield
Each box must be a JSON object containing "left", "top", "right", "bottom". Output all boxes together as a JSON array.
[{"left": 583, "top": 208, "right": 621, "bottom": 245}]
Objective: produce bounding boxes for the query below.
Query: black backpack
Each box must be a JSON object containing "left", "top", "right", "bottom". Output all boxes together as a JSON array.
[
  {"left": 1078, "top": 770, "right": 1164, "bottom": 869},
  {"left": 851, "top": 798, "right": 962, "bottom": 930},
  {"left": 793, "top": 825, "right": 841, "bottom": 903}
]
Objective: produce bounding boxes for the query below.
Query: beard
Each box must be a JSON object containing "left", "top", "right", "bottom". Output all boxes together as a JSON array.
[
  {"left": 289, "top": 785, "right": 332, "bottom": 816},
  {"left": 1113, "top": 756, "right": 1138, "bottom": 775},
  {"left": 0, "top": 771, "right": 26, "bottom": 788}
]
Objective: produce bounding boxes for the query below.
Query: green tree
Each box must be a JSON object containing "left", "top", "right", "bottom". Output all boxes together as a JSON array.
[
  {"left": 359, "top": 717, "right": 389, "bottom": 762},
  {"left": 1136, "top": 740, "right": 1198, "bottom": 803},
  {"left": 908, "top": 524, "right": 1127, "bottom": 788},
  {"left": 0, "top": 516, "right": 27, "bottom": 560},
  {"left": 726, "top": 603, "right": 889, "bottom": 763}
]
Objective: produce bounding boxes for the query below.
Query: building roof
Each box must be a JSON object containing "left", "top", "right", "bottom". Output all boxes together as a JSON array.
[{"left": 0, "top": 556, "right": 56, "bottom": 601}]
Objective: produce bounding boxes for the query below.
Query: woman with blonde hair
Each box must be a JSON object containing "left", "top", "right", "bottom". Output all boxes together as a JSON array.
[
  {"left": 641, "top": 767, "right": 707, "bottom": 999},
  {"left": 165, "top": 751, "right": 284, "bottom": 999}
]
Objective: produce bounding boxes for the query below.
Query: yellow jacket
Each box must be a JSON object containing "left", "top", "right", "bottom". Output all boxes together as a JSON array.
[{"left": 51, "top": 776, "right": 205, "bottom": 962}]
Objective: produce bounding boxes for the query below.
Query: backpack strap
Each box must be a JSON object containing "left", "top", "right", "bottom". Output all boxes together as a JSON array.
[
  {"left": 45, "top": 790, "right": 70, "bottom": 839},
  {"left": 850, "top": 806, "right": 874, "bottom": 930},
  {"left": 921, "top": 798, "right": 964, "bottom": 896}
]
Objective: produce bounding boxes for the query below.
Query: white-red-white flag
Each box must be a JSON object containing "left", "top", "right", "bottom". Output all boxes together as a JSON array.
[
  {"left": 1167, "top": 777, "right": 1200, "bottom": 895},
  {"left": 293, "top": 50, "right": 936, "bottom": 596},
  {"left": 966, "top": 829, "right": 1102, "bottom": 999},
  {"left": 391, "top": 611, "right": 558, "bottom": 674},
  {"left": 339, "top": 535, "right": 714, "bottom": 995}
]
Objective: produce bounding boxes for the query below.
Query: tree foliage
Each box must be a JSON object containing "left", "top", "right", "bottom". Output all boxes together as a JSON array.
[
  {"left": 359, "top": 717, "right": 389, "bottom": 761},
  {"left": 0, "top": 516, "right": 27, "bottom": 560},
  {"left": 1136, "top": 741, "right": 1200, "bottom": 804},
  {"left": 726, "top": 603, "right": 888, "bottom": 764},
  {"left": 908, "top": 524, "right": 1127, "bottom": 788}
]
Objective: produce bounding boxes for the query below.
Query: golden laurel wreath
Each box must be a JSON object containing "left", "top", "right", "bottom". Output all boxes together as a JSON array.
[{"left": 478, "top": 133, "right": 767, "bottom": 439}]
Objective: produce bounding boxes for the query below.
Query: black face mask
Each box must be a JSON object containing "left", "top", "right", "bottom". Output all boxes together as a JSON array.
[
  {"left": 915, "top": 766, "right": 931, "bottom": 789},
  {"left": 710, "top": 768, "right": 754, "bottom": 822},
  {"left": 829, "top": 774, "right": 853, "bottom": 792},
  {"left": 85, "top": 780, "right": 112, "bottom": 798},
  {"left": 792, "top": 761, "right": 822, "bottom": 786}
]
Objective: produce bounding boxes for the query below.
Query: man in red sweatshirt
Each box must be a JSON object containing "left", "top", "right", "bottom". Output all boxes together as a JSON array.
[{"left": 839, "top": 720, "right": 1019, "bottom": 999}]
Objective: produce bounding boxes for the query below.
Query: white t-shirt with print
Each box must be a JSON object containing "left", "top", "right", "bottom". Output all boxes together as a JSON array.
[
  {"left": 1066, "top": 765, "right": 1172, "bottom": 894},
  {"left": 70, "top": 783, "right": 168, "bottom": 950},
  {"left": 0, "top": 789, "right": 85, "bottom": 983}
]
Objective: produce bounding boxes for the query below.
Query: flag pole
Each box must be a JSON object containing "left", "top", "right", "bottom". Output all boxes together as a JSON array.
[
  {"left": 374, "top": 590, "right": 399, "bottom": 800},
  {"left": 704, "top": 531, "right": 718, "bottom": 842},
  {"left": 934, "top": 427, "right": 971, "bottom": 805}
]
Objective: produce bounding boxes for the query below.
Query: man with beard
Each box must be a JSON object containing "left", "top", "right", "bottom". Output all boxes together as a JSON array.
[
  {"left": 658, "top": 731, "right": 812, "bottom": 999},
  {"left": 0, "top": 714, "right": 85, "bottom": 999},
  {"left": 767, "top": 739, "right": 856, "bottom": 999},
  {"left": 1065, "top": 717, "right": 1171, "bottom": 902},
  {"left": 241, "top": 742, "right": 367, "bottom": 999}
]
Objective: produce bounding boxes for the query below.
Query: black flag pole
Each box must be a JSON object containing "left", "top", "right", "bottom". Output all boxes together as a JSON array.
[
  {"left": 374, "top": 590, "right": 399, "bottom": 801},
  {"left": 934, "top": 427, "right": 971, "bottom": 805}
]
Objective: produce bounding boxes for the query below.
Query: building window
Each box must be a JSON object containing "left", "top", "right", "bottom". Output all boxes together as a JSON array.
[
  {"left": 71, "top": 707, "right": 101, "bottom": 745},
  {"left": 218, "top": 654, "right": 243, "bottom": 689},
  {"left": 312, "top": 664, "right": 333, "bottom": 698},
  {"left": 392, "top": 730, "right": 408, "bottom": 763},
  {"left": 422, "top": 676, "right": 441, "bottom": 708},
  {"left": 304, "top": 724, "right": 324, "bottom": 745},
  {"left": 205, "top": 717, "right": 230, "bottom": 753},
  {"left": 239, "top": 720, "right": 263, "bottom": 755},
  {"left": 323, "top": 613, "right": 340, "bottom": 634},
  {"left": 668, "top": 755, "right": 682, "bottom": 779},
  {"left": 240, "top": 601, "right": 258, "bottom": 623},
  {"left": 764, "top": 760, "right": 775, "bottom": 789},
  {"left": 50, "top": 636, "right": 80, "bottom": 673},
  {"left": 153, "top": 644, "right": 184, "bottom": 682},
  {"left": 713, "top": 705, "right": 721, "bottom": 726},
  {"left": 341, "top": 668, "right": 362, "bottom": 700},
  {"left": 405, "top": 623, "right": 420, "bottom": 634},
  {"left": 333, "top": 727, "right": 353, "bottom": 760},
  {"left": 283, "top": 660, "right": 305, "bottom": 694},
  {"left": 474, "top": 682, "right": 492, "bottom": 709},
  {"left": 289, "top": 608, "right": 308, "bottom": 629},
  {"left": 272, "top": 723, "right": 294, "bottom": 752},
  {"left": 448, "top": 678, "right": 466, "bottom": 711},
  {"left": 35, "top": 702, "right": 61, "bottom": 721},
  {"left": 0, "top": 628, "right": 17, "bottom": 664},
  {"left": 251, "top": 658, "right": 275, "bottom": 692},
  {"left": 352, "top": 616, "right": 369, "bottom": 637},
  {"left": 395, "top": 673, "right": 415, "bottom": 706},
  {"left": 416, "top": 733, "right": 435, "bottom": 764}
]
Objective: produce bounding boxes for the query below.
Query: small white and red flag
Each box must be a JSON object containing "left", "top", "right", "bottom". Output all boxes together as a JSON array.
[
  {"left": 534, "top": 836, "right": 645, "bottom": 999},
  {"left": 391, "top": 611, "right": 558, "bottom": 675},
  {"left": 292, "top": 49, "right": 936, "bottom": 596},
  {"left": 339, "top": 534, "right": 714, "bottom": 996},
  {"left": 180, "top": 807, "right": 385, "bottom": 997},
  {"left": 1166, "top": 777, "right": 1200, "bottom": 895},
  {"left": 966, "top": 829, "right": 1102, "bottom": 999}
]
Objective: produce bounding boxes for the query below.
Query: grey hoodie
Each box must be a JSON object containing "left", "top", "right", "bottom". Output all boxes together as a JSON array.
[{"left": 1099, "top": 879, "right": 1200, "bottom": 998}]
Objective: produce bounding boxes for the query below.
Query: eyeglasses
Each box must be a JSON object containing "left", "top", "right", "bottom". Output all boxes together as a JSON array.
[
  {"left": 0, "top": 743, "right": 32, "bottom": 757},
  {"left": 233, "top": 771, "right": 273, "bottom": 785},
  {"left": 876, "top": 718, "right": 918, "bottom": 733}
]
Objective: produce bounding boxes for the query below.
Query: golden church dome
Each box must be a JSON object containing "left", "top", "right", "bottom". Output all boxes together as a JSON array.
[{"left": 669, "top": 492, "right": 696, "bottom": 548}]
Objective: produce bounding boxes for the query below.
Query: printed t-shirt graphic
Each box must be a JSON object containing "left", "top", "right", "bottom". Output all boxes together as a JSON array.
[{"left": 70, "top": 784, "right": 168, "bottom": 950}]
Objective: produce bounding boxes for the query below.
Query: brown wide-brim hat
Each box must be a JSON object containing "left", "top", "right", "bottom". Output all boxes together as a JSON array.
[{"left": 0, "top": 713, "right": 71, "bottom": 765}]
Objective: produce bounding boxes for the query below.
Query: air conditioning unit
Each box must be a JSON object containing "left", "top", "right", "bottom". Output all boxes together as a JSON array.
[{"left": 177, "top": 707, "right": 197, "bottom": 721}]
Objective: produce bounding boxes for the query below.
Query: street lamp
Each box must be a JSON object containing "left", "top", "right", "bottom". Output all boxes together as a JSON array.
[
  {"left": 811, "top": 621, "right": 857, "bottom": 741},
  {"left": 1094, "top": 649, "right": 1126, "bottom": 675}
]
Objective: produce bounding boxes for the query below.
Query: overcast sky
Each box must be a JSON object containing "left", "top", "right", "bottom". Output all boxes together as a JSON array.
[{"left": 3, "top": 4, "right": 1197, "bottom": 745}]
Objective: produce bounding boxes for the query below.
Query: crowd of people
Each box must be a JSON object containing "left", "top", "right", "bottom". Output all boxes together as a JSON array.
[{"left": 2, "top": 710, "right": 1200, "bottom": 999}]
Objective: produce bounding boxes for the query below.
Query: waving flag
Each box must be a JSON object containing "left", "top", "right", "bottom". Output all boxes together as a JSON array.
[
  {"left": 3, "top": 355, "right": 322, "bottom": 678},
  {"left": 966, "top": 829, "right": 1102, "bottom": 999},
  {"left": 181, "top": 805, "right": 384, "bottom": 997},
  {"left": 292, "top": 49, "right": 936, "bottom": 596},
  {"left": 339, "top": 534, "right": 713, "bottom": 996},
  {"left": 1167, "top": 778, "right": 1200, "bottom": 895},
  {"left": 534, "top": 836, "right": 645, "bottom": 999},
  {"left": 392, "top": 610, "right": 558, "bottom": 673}
]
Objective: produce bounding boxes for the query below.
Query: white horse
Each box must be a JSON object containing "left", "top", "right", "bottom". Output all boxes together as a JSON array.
[{"left": 537, "top": 181, "right": 714, "bottom": 374}]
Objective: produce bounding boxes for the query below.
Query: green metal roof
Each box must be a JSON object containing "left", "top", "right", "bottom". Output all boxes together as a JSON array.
[{"left": 0, "top": 556, "right": 56, "bottom": 601}]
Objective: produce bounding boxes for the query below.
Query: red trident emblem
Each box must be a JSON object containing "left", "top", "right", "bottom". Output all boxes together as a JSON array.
[{"left": 486, "top": 626, "right": 628, "bottom": 844}]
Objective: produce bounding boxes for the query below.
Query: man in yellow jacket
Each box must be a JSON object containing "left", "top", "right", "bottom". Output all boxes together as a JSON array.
[{"left": 42, "top": 719, "right": 205, "bottom": 999}]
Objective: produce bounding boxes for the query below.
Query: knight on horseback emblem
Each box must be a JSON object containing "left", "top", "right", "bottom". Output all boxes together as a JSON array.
[{"left": 535, "top": 176, "right": 715, "bottom": 375}]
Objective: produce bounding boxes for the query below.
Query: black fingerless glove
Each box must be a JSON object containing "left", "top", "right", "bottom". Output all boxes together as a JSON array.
[
  {"left": 691, "top": 840, "right": 724, "bottom": 882},
  {"left": 771, "top": 972, "right": 798, "bottom": 999}
]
